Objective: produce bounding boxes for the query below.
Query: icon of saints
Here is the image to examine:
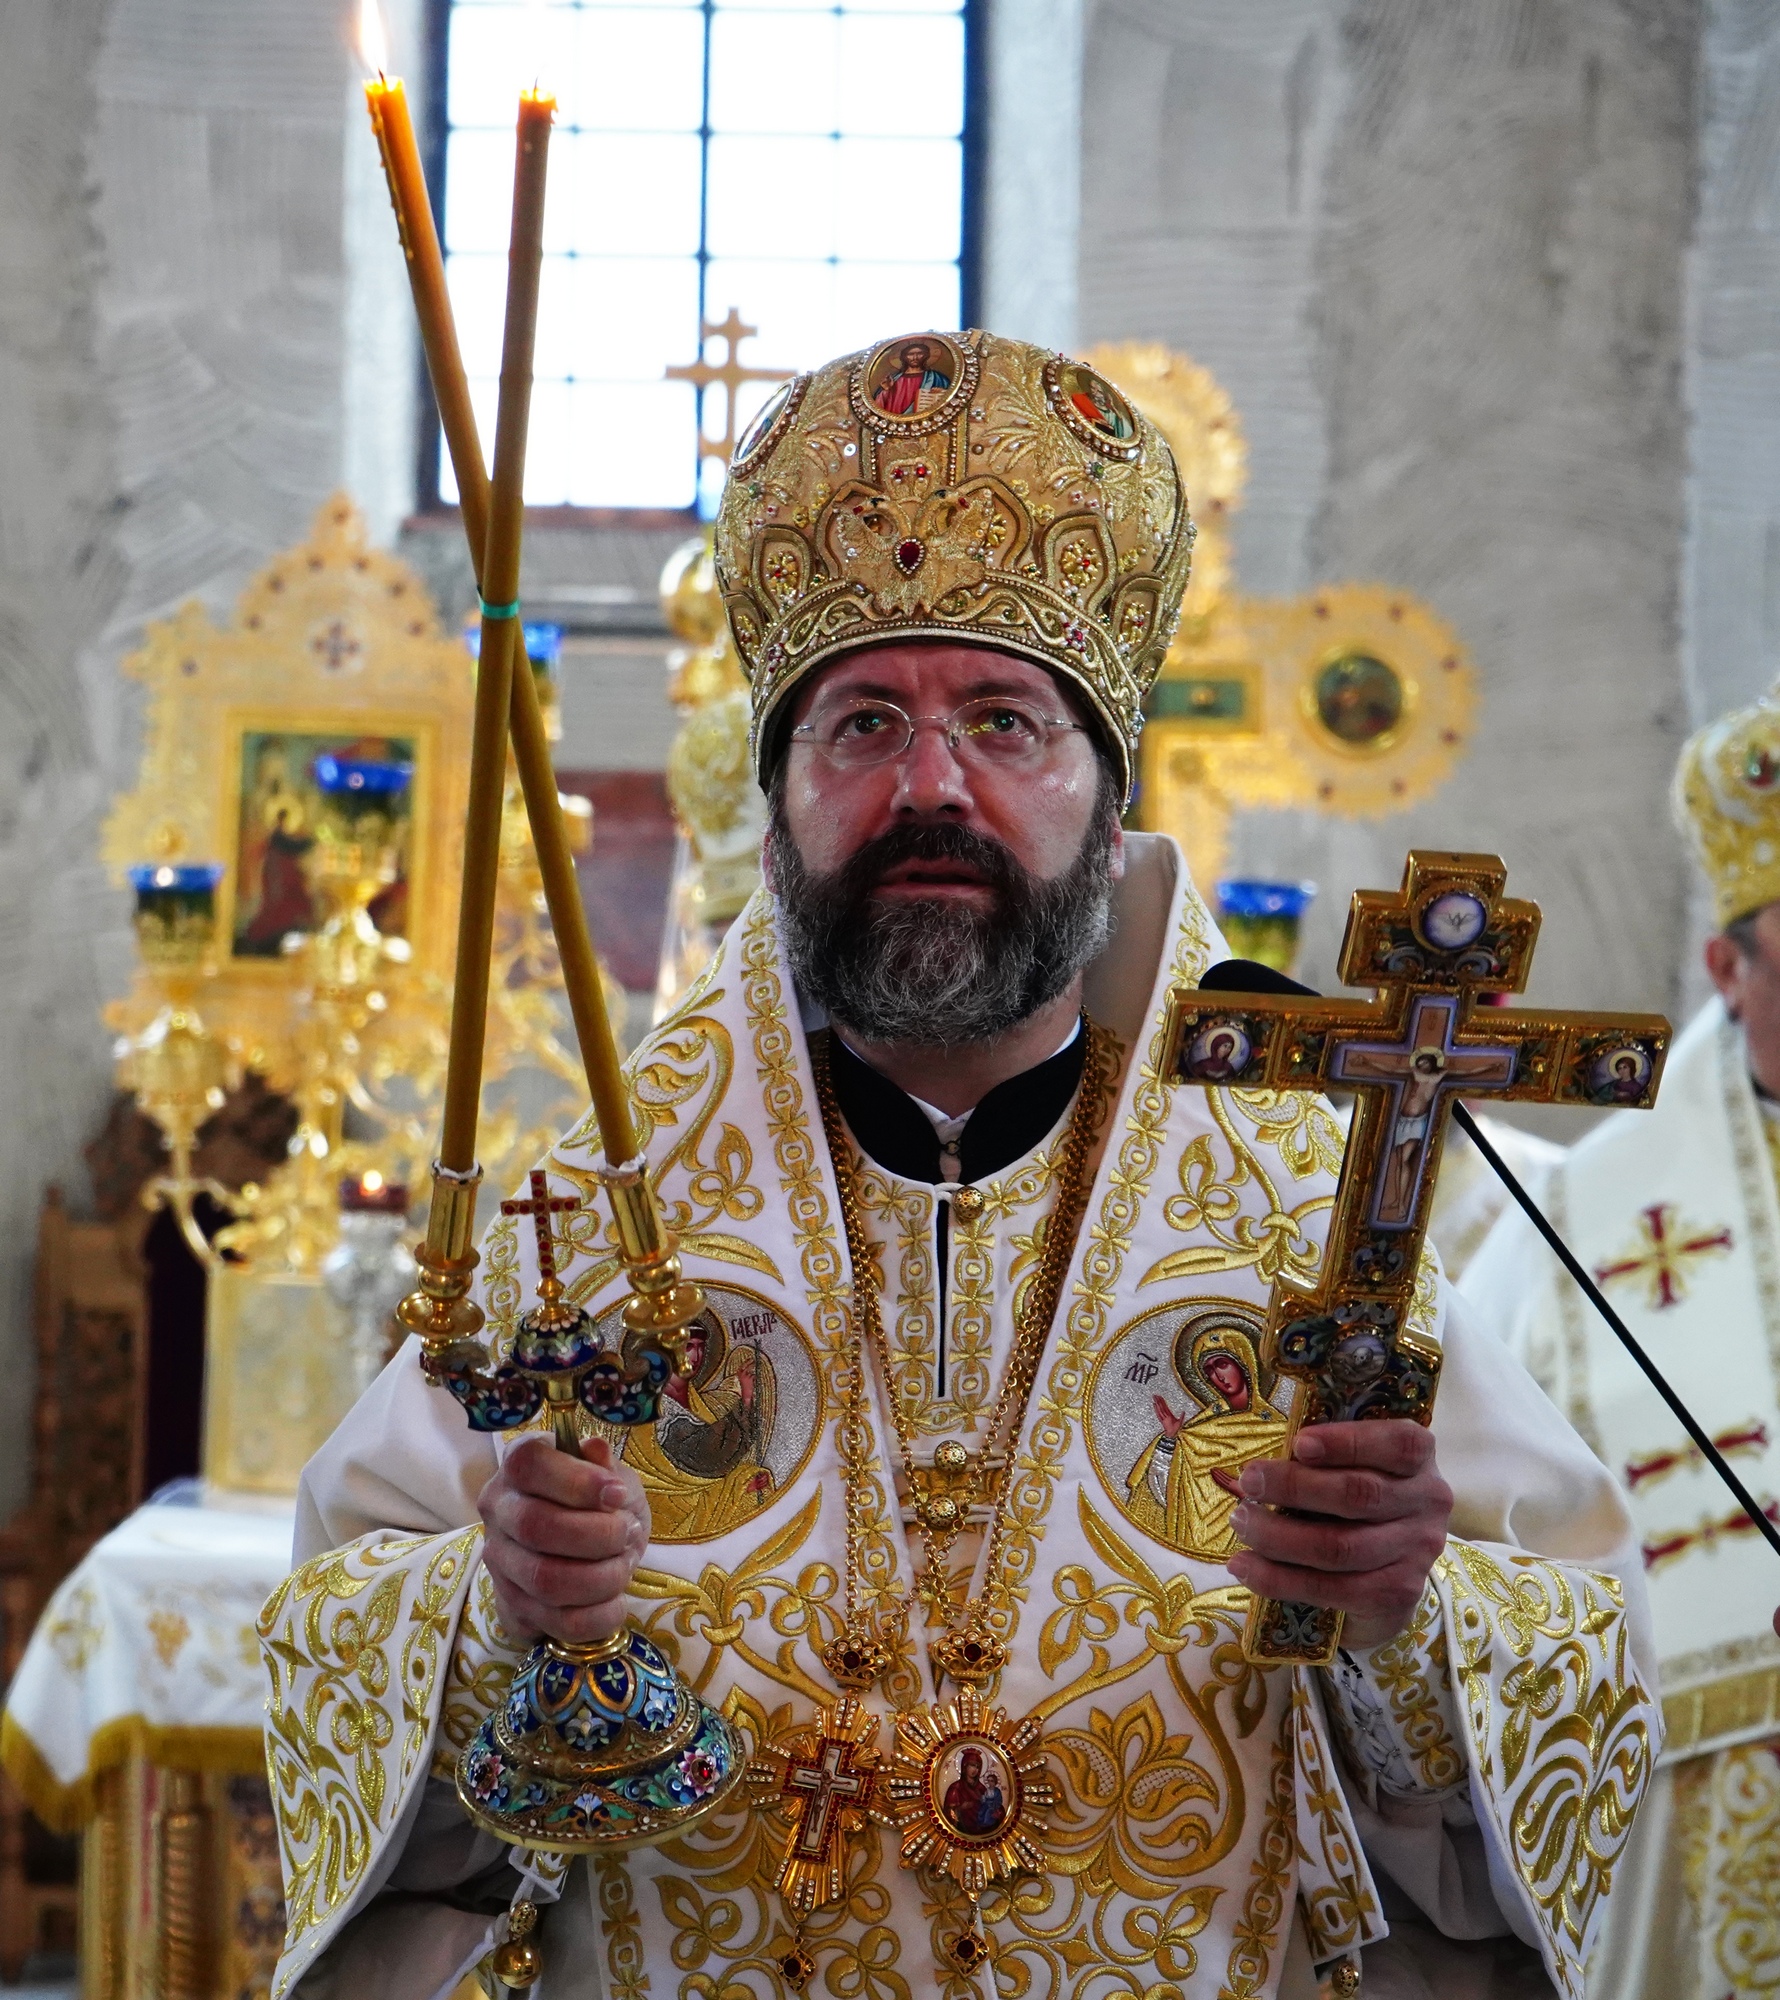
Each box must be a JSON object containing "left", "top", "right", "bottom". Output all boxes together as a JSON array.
[
  {"left": 1125, "top": 1318, "right": 1285, "bottom": 1560},
  {"left": 618, "top": 1314, "right": 779, "bottom": 1541}
]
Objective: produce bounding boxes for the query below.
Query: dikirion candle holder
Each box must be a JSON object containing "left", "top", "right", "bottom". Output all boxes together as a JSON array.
[
  {"left": 374, "top": 79, "right": 742, "bottom": 1867},
  {"left": 1215, "top": 878, "right": 1317, "bottom": 977}
]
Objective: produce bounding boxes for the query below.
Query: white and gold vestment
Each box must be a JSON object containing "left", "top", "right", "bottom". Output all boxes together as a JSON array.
[
  {"left": 1466, "top": 997, "right": 1780, "bottom": 1997},
  {"left": 262, "top": 836, "right": 1657, "bottom": 2000}
]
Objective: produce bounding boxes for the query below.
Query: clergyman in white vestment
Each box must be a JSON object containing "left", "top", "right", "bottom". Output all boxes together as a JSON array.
[
  {"left": 260, "top": 333, "right": 1660, "bottom": 2000},
  {"left": 1464, "top": 677, "right": 1780, "bottom": 1999}
]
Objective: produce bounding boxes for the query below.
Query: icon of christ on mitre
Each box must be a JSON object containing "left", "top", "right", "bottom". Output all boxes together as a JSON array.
[{"left": 265, "top": 331, "right": 1659, "bottom": 1999}]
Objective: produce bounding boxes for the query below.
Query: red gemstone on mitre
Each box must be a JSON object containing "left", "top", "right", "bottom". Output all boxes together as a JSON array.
[{"left": 894, "top": 538, "right": 924, "bottom": 574}]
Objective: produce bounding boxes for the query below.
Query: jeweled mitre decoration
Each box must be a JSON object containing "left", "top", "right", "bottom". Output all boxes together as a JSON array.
[
  {"left": 714, "top": 329, "right": 1197, "bottom": 797},
  {"left": 1674, "top": 673, "right": 1780, "bottom": 926}
]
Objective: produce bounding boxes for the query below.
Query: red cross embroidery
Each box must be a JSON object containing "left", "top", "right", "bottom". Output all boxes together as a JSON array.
[{"left": 1593, "top": 1202, "right": 1733, "bottom": 1311}]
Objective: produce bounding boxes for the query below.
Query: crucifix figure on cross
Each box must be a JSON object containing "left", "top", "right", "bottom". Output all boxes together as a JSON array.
[
  {"left": 746, "top": 1695, "right": 890, "bottom": 1986},
  {"left": 1164, "top": 850, "right": 1671, "bottom": 1666}
]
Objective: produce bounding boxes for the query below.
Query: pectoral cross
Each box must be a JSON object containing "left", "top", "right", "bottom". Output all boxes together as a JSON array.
[
  {"left": 746, "top": 1697, "right": 889, "bottom": 1953},
  {"left": 501, "top": 1170, "right": 581, "bottom": 1291},
  {"left": 1163, "top": 851, "right": 1671, "bottom": 1666}
]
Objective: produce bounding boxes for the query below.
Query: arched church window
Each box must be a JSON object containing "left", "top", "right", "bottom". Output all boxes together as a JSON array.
[{"left": 433, "top": 0, "right": 975, "bottom": 513}]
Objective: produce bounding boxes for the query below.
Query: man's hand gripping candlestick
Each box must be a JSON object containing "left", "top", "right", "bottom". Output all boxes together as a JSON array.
[{"left": 371, "top": 76, "right": 743, "bottom": 1854}]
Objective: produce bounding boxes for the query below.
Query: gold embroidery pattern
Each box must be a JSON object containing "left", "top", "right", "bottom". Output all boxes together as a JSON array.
[
  {"left": 998, "top": 892, "right": 1211, "bottom": 1661},
  {"left": 652, "top": 1687, "right": 903, "bottom": 2000},
  {"left": 1691, "top": 1736, "right": 1780, "bottom": 1997},
  {"left": 434, "top": 1559, "right": 523, "bottom": 1779},
  {"left": 855, "top": 1166, "right": 946, "bottom": 1429},
  {"left": 1227, "top": 1085, "right": 1347, "bottom": 1181},
  {"left": 1360, "top": 1582, "right": 1464, "bottom": 1793},
  {"left": 1721, "top": 1010, "right": 1780, "bottom": 1410},
  {"left": 480, "top": 1207, "right": 523, "bottom": 1357},
  {"left": 996, "top": 1496, "right": 1270, "bottom": 1988},
  {"left": 1435, "top": 1542, "right": 1655, "bottom": 1995},
  {"left": 1221, "top": 1707, "right": 1295, "bottom": 1999},
  {"left": 1142, "top": 1084, "right": 1332, "bottom": 1291},
  {"left": 259, "top": 1527, "right": 480, "bottom": 1984},
  {"left": 629, "top": 1491, "right": 837, "bottom": 1710},
  {"left": 941, "top": 1179, "right": 998, "bottom": 1432},
  {"left": 47, "top": 1583, "right": 104, "bottom": 1673},
  {"left": 740, "top": 904, "right": 912, "bottom": 1699},
  {"left": 596, "top": 1850, "right": 651, "bottom": 2000},
  {"left": 558, "top": 1006, "right": 779, "bottom": 1306},
  {"left": 1291, "top": 1678, "right": 1378, "bottom": 1954}
]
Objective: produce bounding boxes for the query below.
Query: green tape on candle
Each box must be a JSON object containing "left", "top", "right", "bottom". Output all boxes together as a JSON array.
[{"left": 479, "top": 596, "right": 521, "bottom": 620}]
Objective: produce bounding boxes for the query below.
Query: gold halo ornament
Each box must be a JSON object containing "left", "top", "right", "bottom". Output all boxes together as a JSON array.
[{"left": 1242, "top": 581, "right": 1476, "bottom": 817}]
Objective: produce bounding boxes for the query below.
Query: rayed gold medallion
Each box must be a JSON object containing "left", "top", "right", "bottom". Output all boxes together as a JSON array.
[
  {"left": 884, "top": 1688, "right": 1056, "bottom": 1892},
  {"left": 747, "top": 1696, "right": 889, "bottom": 1918}
]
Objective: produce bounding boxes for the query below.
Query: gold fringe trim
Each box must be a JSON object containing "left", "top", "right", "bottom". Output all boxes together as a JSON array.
[
  {"left": 1663, "top": 1664, "right": 1780, "bottom": 1760},
  {"left": 0, "top": 1708, "right": 265, "bottom": 1834}
]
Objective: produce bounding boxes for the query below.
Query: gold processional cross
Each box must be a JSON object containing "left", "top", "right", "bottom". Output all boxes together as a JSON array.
[
  {"left": 665, "top": 307, "right": 793, "bottom": 471},
  {"left": 1164, "top": 851, "right": 1670, "bottom": 1665}
]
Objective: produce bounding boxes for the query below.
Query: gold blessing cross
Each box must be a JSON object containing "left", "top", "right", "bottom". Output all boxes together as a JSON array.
[{"left": 1163, "top": 852, "right": 1670, "bottom": 1666}]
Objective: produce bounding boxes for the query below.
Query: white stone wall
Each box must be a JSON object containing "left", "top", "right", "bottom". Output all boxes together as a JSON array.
[
  {"left": 0, "top": 0, "right": 414, "bottom": 1515},
  {"left": 1080, "top": 1, "right": 1700, "bottom": 1106}
]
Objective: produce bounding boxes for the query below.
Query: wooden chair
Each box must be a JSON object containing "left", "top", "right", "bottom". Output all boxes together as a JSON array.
[{"left": 0, "top": 1185, "right": 151, "bottom": 1979}]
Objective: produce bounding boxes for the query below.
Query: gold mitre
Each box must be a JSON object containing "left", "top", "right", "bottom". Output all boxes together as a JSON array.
[
  {"left": 1674, "top": 677, "right": 1780, "bottom": 926},
  {"left": 713, "top": 328, "right": 1196, "bottom": 796}
]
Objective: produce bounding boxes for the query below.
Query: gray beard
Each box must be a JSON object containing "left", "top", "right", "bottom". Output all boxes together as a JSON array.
[{"left": 769, "top": 804, "right": 1118, "bottom": 1049}]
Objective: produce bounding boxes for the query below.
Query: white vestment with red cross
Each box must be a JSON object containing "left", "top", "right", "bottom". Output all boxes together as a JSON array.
[{"left": 1465, "top": 995, "right": 1780, "bottom": 1998}]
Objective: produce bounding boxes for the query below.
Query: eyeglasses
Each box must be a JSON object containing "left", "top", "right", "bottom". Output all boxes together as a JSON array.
[{"left": 788, "top": 696, "right": 1085, "bottom": 770}]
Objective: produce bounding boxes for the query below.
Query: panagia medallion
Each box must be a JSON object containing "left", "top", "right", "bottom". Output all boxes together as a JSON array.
[{"left": 884, "top": 1688, "right": 1058, "bottom": 1968}]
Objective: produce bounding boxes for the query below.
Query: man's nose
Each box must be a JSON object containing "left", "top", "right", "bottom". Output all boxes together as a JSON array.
[{"left": 890, "top": 718, "right": 973, "bottom": 814}]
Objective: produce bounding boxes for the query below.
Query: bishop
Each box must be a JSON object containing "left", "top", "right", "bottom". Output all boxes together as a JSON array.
[{"left": 262, "top": 331, "right": 1661, "bottom": 2000}]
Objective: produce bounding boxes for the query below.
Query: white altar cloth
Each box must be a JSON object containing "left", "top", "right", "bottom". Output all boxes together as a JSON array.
[{"left": 1, "top": 1498, "right": 293, "bottom": 1830}]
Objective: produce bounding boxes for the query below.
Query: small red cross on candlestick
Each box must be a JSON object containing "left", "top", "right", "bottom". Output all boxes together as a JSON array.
[
  {"left": 501, "top": 1169, "right": 581, "bottom": 1290},
  {"left": 1594, "top": 1202, "right": 1734, "bottom": 1312}
]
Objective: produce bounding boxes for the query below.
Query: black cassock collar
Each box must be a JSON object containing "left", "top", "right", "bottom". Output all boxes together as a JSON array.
[{"left": 823, "top": 1022, "right": 1088, "bottom": 1187}]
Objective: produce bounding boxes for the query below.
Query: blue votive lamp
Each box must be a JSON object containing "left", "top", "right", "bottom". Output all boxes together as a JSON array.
[
  {"left": 129, "top": 861, "right": 225, "bottom": 963},
  {"left": 1216, "top": 878, "right": 1317, "bottom": 976},
  {"left": 312, "top": 752, "right": 413, "bottom": 826}
]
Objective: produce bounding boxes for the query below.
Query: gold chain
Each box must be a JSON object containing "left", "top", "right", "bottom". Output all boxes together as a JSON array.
[{"left": 811, "top": 1020, "right": 1113, "bottom": 1688}]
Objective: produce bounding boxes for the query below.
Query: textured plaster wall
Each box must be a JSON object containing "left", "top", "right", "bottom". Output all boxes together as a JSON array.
[
  {"left": 0, "top": 0, "right": 418, "bottom": 1516},
  {"left": 1080, "top": 1, "right": 1698, "bottom": 1087},
  {"left": 1688, "top": 0, "right": 1780, "bottom": 728}
]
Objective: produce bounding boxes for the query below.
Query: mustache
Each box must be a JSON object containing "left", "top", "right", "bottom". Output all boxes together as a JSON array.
[{"left": 813, "top": 819, "right": 1030, "bottom": 903}]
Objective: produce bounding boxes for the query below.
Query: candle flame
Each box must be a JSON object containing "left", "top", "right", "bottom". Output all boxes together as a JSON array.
[
  {"left": 362, "top": 1169, "right": 385, "bottom": 1194},
  {"left": 357, "top": 0, "right": 391, "bottom": 77}
]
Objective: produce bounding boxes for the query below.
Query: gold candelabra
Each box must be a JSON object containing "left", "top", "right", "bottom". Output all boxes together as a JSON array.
[{"left": 115, "top": 864, "right": 239, "bottom": 1267}]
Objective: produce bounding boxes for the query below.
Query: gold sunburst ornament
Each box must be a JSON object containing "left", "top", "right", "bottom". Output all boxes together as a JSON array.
[{"left": 884, "top": 1689, "right": 1059, "bottom": 1972}]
